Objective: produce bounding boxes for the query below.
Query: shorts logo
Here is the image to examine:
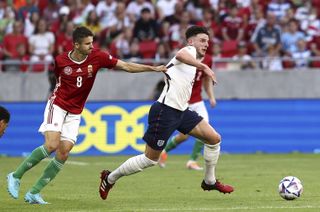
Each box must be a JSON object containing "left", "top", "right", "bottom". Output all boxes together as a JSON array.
[
  {"left": 54, "top": 123, "right": 58, "bottom": 127},
  {"left": 157, "top": 140, "right": 165, "bottom": 147},
  {"left": 64, "top": 66, "right": 72, "bottom": 75}
]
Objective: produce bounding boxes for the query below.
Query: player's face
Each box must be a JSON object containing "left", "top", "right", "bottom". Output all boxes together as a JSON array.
[
  {"left": 192, "top": 33, "right": 209, "bottom": 58},
  {"left": 76, "top": 36, "right": 94, "bottom": 55},
  {"left": 0, "top": 120, "right": 8, "bottom": 138}
]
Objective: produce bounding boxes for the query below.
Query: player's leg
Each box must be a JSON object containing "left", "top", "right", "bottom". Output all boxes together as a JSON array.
[
  {"left": 188, "top": 120, "right": 234, "bottom": 193},
  {"left": 24, "top": 111, "right": 80, "bottom": 204},
  {"left": 7, "top": 102, "right": 64, "bottom": 199},
  {"left": 99, "top": 144, "right": 160, "bottom": 200},
  {"left": 159, "top": 133, "right": 189, "bottom": 168},
  {"left": 25, "top": 139, "right": 74, "bottom": 204},
  {"left": 99, "top": 102, "right": 178, "bottom": 200},
  {"left": 186, "top": 139, "right": 204, "bottom": 170},
  {"left": 186, "top": 101, "right": 208, "bottom": 170}
]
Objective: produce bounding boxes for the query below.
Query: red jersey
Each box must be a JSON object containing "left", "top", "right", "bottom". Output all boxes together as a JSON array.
[
  {"left": 3, "top": 34, "right": 28, "bottom": 59},
  {"left": 50, "top": 49, "right": 118, "bottom": 114},
  {"left": 189, "top": 54, "right": 213, "bottom": 104}
]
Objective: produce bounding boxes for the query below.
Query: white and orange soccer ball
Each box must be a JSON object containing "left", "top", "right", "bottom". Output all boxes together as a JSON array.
[{"left": 278, "top": 176, "right": 303, "bottom": 200}]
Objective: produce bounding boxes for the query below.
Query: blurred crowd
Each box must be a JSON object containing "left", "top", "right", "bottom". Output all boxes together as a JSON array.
[{"left": 1, "top": 0, "right": 320, "bottom": 72}]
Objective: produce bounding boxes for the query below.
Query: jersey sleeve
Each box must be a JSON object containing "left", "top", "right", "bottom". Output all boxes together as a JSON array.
[
  {"left": 53, "top": 57, "right": 60, "bottom": 76},
  {"left": 98, "top": 50, "right": 118, "bottom": 69},
  {"left": 184, "top": 46, "right": 197, "bottom": 59}
]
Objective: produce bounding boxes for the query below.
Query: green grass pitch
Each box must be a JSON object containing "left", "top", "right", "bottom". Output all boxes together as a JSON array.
[{"left": 0, "top": 154, "right": 319, "bottom": 212}]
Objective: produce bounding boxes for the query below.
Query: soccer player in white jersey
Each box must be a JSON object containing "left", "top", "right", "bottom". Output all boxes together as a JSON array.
[{"left": 99, "top": 26, "right": 234, "bottom": 200}]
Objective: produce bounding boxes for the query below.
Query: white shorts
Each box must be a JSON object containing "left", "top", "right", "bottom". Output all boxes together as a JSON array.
[
  {"left": 38, "top": 101, "right": 81, "bottom": 143},
  {"left": 189, "top": 101, "right": 209, "bottom": 122}
]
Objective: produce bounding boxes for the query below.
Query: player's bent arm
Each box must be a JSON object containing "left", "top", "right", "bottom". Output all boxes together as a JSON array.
[
  {"left": 115, "top": 59, "right": 166, "bottom": 73},
  {"left": 203, "top": 76, "right": 216, "bottom": 107},
  {"left": 176, "top": 48, "right": 216, "bottom": 83},
  {"left": 175, "top": 48, "right": 207, "bottom": 70}
]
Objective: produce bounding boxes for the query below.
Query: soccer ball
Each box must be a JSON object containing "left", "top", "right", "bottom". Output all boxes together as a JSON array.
[{"left": 278, "top": 176, "right": 303, "bottom": 200}]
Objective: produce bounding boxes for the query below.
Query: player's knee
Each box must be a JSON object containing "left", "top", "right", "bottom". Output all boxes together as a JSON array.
[
  {"left": 44, "top": 142, "right": 59, "bottom": 153},
  {"left": 56, "top": 150, "right": 69, "bottom": 161},
  {"left": 208, "top": 132, "right": 221, "bottom": 145}
]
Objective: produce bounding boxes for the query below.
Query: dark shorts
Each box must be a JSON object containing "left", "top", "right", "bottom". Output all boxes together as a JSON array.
[{"left": 143, "top": 102, "right": 203, "bottom": 151}]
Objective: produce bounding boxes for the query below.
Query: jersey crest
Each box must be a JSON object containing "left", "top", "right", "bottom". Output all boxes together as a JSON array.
[{"left": 63, "top": 66, "right": 72, "bottom": 75}]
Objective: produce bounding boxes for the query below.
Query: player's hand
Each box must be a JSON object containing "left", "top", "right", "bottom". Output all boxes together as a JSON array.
[
  {"left": 203, "top": 64, "right": 217, "bottom": 84},
  {"left": 154, "top": 65, "right": 167, "bottom": 73},
  {"left": 209, "top": 98, "right": 216, "bottom": 108}
]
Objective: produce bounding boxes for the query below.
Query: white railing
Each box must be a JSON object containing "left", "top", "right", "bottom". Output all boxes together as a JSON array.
[{"left": 1, "top": 56, "right": 320, "bottom": 72}]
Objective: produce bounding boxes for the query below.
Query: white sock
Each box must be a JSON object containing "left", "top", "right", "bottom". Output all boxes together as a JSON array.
[
  {"left": 203, "top": 143, "right": 220, "bottom": 185},
  {"left": 107, "top": 154, "right": 157, "bottom": 184}
]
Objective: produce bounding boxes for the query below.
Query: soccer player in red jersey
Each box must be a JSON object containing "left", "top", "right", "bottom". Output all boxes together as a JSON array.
[
  {"left": 7, "top": 26, "right": 166, "bottom": 204},
  {"left": 158, "top": 54, "right": 216, "bottom": 170}
]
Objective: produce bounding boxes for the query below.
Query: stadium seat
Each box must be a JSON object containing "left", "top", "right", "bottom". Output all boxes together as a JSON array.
[
  {"left": 139, "top": 40, "right": 157, "bottom": 59},
  {"left": 221, "top": 40, "right": 238, "bottom": 57}
]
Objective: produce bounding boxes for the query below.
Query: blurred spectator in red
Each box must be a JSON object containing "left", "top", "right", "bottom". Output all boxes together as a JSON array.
[
  {"left": 96, "top": 0, "right": 117, "bottom": 29},
  {"left": 56, "top": 21, "right": 74, "bottom": 55},
  {"left": 28, "top": 19, "right": 55, "bottom": 70},
  {"left": 17, "top": 43, "right": 30, "bottom": 72},
  {"left": 24, "top": 10, "right": 40, "bottom": 37},
  {"left": 156, "top": 0, "right": 177, "bottom": 22},
  {"left": 196, "top": 8, "right": 221, "bottom": 41},
  {"left": 309, "top": 35, "right": 320, "bottom": 67},
  {"left": 3, "top": 20, "right": 28, "bottom": 60},
  {"left": 126, "top": 0, "right": 155, "bottom": 24},
  {"left": 133, "top": 7, "right": 160, "bottom": 42},
  {"left": 17, "top": 0, "right": 39, "bottom": 20},
  {"left": 42, "top": 0, "right": 60, "bottom": 26},
  {"left": 221, "top": 5, "right": 244, "bottom": 41},
  {"left": 253, "top": 13, "right": 281, "bottom": 57}
]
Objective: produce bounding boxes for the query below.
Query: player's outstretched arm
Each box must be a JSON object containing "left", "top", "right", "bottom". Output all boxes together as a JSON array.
[
  {"left": 203, "top": 76, "right": 216, "bottom": 107},
  {"left": 115, "top": 60, "right": 167, "bottom": 73},
  {"left": 175, "top": 48, "right": 217, "bottom": 84}
]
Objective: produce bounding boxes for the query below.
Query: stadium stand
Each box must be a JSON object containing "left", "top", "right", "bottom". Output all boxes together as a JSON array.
[{"left": 1, "top": 0, "right": 320, "bottom": 72}]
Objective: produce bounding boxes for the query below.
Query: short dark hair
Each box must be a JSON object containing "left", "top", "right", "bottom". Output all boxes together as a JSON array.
[
  {"left": 141, "top": 7, "right": 151, "bottom": 14},
  {"left": 185, "top": 26, "right": 209, "bottom": 40},
  {"left": 72, "top": 26, "right": 94, "bottom": 44},
  {"left": 0, "top": 106, "right": 10, "bottom": 123}
]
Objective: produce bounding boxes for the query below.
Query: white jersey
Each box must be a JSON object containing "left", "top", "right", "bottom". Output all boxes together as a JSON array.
[{"left": 158, "top": 46, "right": 197, "bottom": 111}]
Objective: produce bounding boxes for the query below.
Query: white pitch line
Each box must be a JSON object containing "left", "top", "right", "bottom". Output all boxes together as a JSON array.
[
  {"left": 43, "top": 158, "right": 89, "bottom": 166},
  {"left": 103, "top": 205, "right": 320, "bottom": 212}
]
